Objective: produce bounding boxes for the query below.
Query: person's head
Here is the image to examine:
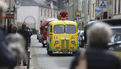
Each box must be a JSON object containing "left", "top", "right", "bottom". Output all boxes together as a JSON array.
[
  {"left": 87, "top": 22, "right": 112, "bottom": 49},
  {"left": 0, "top": 1, "right": 8, "bottom": 26},
  {"left": 11, "top": 26, "right": 17, "bottom": 33},
  {"left": 26, "top": 25, "right": 30, "bottom": 30},
  {"left": 22, "top": 24, "right": 26, "bottom": 29}
]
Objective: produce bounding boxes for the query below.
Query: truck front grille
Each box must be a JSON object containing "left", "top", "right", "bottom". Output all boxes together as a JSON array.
[{"left": 61, "top": 40, "right": 69, "bottom": 49}]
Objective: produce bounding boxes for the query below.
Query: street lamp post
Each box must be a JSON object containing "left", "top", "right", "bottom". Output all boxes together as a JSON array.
[
  {"left": 9, "top": 0, "right": 12, "bottom": 13},
  {"left": 14, "top": 0, "right": 22, "bottom": 23},
  {"left": 14, "top": 0, "right": 17, "bottom": 23},
  {"left": 84, "top": 0, "right": 88, "bottom": 26},
  {"left": 7, "top": 0, "right": 12, "bottom": 29}
]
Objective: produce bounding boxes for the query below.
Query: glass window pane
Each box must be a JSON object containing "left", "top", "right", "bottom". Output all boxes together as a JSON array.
[
  {"left": 54, "top": 25, "right": 64, "bottom": 33},
  {"left": 65, "top": 25, "right": 76, "bottom": 34},
  {"left": 111, "top": 27, "right": 121, "bottom": 42}
]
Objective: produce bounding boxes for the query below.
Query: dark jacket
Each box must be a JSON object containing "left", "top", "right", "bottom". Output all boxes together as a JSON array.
[
  {"left": 18, "top": 28, "right": 31, "bottom": 43},
  {"left": 27, "top": 30, "right": 32, "bottom": 43},
  {"left": 0, "top": 29, "right": 16, "bottom": 69},
  {"left": 70, "top": 46, "right": 121, "bottom": 69}
]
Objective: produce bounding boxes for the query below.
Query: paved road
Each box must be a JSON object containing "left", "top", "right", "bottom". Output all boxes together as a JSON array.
[{"left": 30, "top": 35, "right": 74, "bottom": 69}]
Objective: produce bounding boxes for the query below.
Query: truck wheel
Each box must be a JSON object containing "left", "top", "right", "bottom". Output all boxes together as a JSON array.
[
  {"left": 47, "top": 50, "right": 49, "bottom": 55},
  {"left": 39, "top": 40, "right": 41, "bottom": 42},
  {"left": 72, "top": 51, "right": 78, "bottom": 55},
  {"left": 43, "top": 44, "right": 45, "bottom": 47},
  {"left": 47, "top": 50, "right": 52, "bottom": 56}
]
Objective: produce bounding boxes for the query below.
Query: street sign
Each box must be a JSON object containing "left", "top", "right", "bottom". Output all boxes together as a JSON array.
[
  {"left": 95, "top": 7, "right": 102, "bottom": 13},
  {"left": 15, "top": 1, "right": 21, "bottom": 8},
  {"left": 5, "top": 14, "right": 14, "bottom": 19},
  {"left": 76, "top": 11, "right": 81, "bottom": 17},
  {"left": 99, "top": 1, "right": 107, "bottom": 8}
]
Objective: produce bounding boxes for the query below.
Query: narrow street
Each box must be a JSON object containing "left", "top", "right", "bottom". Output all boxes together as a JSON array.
[{"left": 30, "top": 35, "right": 74, "bottom": 69}]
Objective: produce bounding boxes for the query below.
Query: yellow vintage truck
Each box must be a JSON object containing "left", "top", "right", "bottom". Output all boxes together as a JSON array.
[{"left": 47, "top": 11, "right": 79, "bottom": 55}]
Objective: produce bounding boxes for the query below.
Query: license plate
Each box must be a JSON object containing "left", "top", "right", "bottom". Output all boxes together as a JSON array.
[{"left": 62, "top": 49, "right": 69, "bottom": 52}]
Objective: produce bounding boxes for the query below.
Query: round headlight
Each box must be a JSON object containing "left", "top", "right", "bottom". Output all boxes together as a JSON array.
[
  {"left": 55, "top": 40, "right": 58, "bottom": 44},
  {"left": 72, "top": 40, "right": 75, "bottom": 44},
  {"left": 54, "top": 36, "right": 58, "bottom": 39}
]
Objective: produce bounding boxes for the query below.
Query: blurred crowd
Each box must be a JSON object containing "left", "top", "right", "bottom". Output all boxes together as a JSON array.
[{"left": 0, "top": 1, "right": 32, "bottom": 69}]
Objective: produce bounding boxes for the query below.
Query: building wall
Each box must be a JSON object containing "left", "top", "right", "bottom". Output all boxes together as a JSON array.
[
  {"left": 94, "top": 0, "right": 121, "bottom": 19},
  {"left": 91, "top": 0, "right": 96, "bottom": 20},
  {"left": 17, "top": 6, "right": 40, "bottom": 30},
  {"left": 94, "top": 0, "right": 110, "bottom": 19},
  {"left": 107, "top": 0, "right": 113, "bottom": 18},
  {"left": 39, "top": 7, "right": 60, "bottom": 23},
  {"left": 4, "top": 0, "right": 15, "bottom": 11},
  {"left": 107, "top": 0, "right": 121, "bottom": 18},
  {"left": 68, "top": 0, "right": 78, "bottom": 20},
  {"left": 88, "top": 0, "right": 96, "bottom": 20},
  {"left": 112, "top": 0, "right": 121, "bottom": 16}
]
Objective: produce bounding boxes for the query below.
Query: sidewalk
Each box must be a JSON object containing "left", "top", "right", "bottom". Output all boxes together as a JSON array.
[
  {"left": 15, "top": 66, "right": 27, "bottom": 69},
  {"left": 14, "top": 35, "right": 36, "bottom": 69},
  {"left": 14, "top": 49, "right": 30, "bottom": 69}
]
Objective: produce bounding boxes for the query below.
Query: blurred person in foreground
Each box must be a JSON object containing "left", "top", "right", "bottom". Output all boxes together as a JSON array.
[
  {"left": 0, "top": 1, "right": 17, "bottom": 69},
  {"left": 6, "top": 24, "right": 27, "bottom": 66},
  {"left": 6, "top": 33, "right": 26, "bottom": 66},
  {"left": 70, "top": 22, "right": 121, "bottom": 69},
  {"left": 26, "top": 25, "right": 32, "bottom": 47},
  {"left": 18, "top": 24, "right": 31, "bottom": 65},
  {"left": 11, "top": 25, "right": 17, "bottom": 33},
  {"left": 18, "top": 24, "right": 31, "bottom": 49}
]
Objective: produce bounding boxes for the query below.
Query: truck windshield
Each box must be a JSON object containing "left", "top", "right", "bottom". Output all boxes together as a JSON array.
[
  {"left": 54, "top": 25, "right": 64, "bottom": 33},
  {"left": 65, "top": 25, "right": 76, "bottom": 34},
  {"left": 54, "top": 25, "right": 76, "bottom": 34}
]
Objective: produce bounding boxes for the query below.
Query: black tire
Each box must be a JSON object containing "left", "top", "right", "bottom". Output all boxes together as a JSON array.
[
  {"left": 43, "top": 44, "right": 45, "bottom": 47},
  {"left": 72, "top": 51, "right": 78, "bottom": 55},
  {"left": 39, "top": 40, "right": 41, "bottom": 42},
  {"left": 47, "top": 50, "right": 49, "bottom": 55},
  {"left": 47, "top": 46, "right": 49, "bottom": 54},
  {"left": 47, "top": 50, "right": 53, "bottom": 56},
  {"left": 37, "top": 36, "right": 39, "bottom": 40}
]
